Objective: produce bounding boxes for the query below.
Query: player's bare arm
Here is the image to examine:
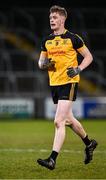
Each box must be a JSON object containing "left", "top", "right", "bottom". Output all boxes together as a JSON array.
[
  {"left": 67, "top": 46, "right": 93, "bottom": 78},
  {"left": 78, "top": 46, "right": 93, "bottom": 71},
  {"left": 38, "top": 51, "right": 47, "bottom": 69}
]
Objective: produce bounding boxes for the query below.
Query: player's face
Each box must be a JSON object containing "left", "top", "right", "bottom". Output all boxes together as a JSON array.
[{"left": 49, "top": 12, "right": 64, "bottom": 31}]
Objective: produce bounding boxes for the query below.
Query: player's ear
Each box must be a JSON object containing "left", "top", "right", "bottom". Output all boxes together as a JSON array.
[{"left": 61, "top": 16, "right": 66, "bottom": 25}]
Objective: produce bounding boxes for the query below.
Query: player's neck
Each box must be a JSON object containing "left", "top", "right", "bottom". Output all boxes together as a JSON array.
[{"left": 54, "top": 27, "right": 66, "bottom": 35}]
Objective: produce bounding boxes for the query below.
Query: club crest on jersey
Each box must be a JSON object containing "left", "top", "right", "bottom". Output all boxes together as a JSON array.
[{"left": 55, "top": 40, "right": 59, "bottom": 46}]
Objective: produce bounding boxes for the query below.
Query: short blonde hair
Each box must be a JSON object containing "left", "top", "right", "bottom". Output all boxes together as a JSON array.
[{"left": 50, "top": 5, "right": 67, "bottom": 19}]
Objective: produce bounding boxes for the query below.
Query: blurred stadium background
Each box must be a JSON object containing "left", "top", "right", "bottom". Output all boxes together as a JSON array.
[{"left": 0, "top": 1, "right": 106, "bottom": 179}]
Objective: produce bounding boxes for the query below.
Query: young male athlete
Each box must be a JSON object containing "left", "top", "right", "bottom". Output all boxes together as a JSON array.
[{"left": 37, "top": 5, "right": 98, "bottom": 170}]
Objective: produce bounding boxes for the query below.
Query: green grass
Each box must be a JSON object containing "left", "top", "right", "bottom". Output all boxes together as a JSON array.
[{"left": 0, "top": 119, "right": 106, "bottom": 179}]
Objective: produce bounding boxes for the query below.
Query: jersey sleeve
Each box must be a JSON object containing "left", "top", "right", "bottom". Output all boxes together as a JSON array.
[
  {"left": 72, "top": 34, "right": 85, "bottom": 50},
  {"left": 41, "top": 37, "right": 47, "bottom": 51}
]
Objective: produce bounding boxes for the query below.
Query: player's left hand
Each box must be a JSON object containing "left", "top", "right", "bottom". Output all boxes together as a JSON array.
[{"left": 67, "top": 67, "right": 81, "bottom": 78}]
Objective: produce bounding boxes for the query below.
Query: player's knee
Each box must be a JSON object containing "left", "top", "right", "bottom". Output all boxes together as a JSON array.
[
  {"left": 54, "top": 120, "right": 59, "bottom": 128},
  {"left": 54, "top": 118, "right": 65, "bottom": 128}
]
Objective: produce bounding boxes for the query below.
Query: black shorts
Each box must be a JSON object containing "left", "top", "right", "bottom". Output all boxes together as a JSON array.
[{"left": 50, "top": 83, "right": 78, "bottom": 104}]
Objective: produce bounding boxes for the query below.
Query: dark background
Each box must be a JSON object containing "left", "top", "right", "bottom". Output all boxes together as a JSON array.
[{"left": 1, "top": 0, "right": 106, "bottom": 8}]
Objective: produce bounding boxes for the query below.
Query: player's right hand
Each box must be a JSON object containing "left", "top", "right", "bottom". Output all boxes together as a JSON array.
[{"left": 42, "top": 58, "right": 56, "bottom": 71}]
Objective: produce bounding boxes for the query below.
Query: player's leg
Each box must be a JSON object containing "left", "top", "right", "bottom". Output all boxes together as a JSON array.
[
  {"left": 37, "top": 100, "right": 71, "bottom": 170},
  {"left": 65, "top": 82, "right": 98, "bottom": 164},
  {"left": 52, "top": 100, "right": 71, "bottom": 152},
  {"left": 66, "top": 108, "right": 98, "bottom": 164},
  {"left": 66, "top": 108, "right": 87, "bottom": 139}
]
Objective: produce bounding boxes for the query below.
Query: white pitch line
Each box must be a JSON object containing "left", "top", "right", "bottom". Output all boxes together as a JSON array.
[{"left": 0, "top": 148, "right": 106, "bottom": 154}]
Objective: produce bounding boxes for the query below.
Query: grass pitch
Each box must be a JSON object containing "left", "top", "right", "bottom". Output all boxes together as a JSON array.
[{"left": 0, "top": 119, "right": 106, "bottom": 179}]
